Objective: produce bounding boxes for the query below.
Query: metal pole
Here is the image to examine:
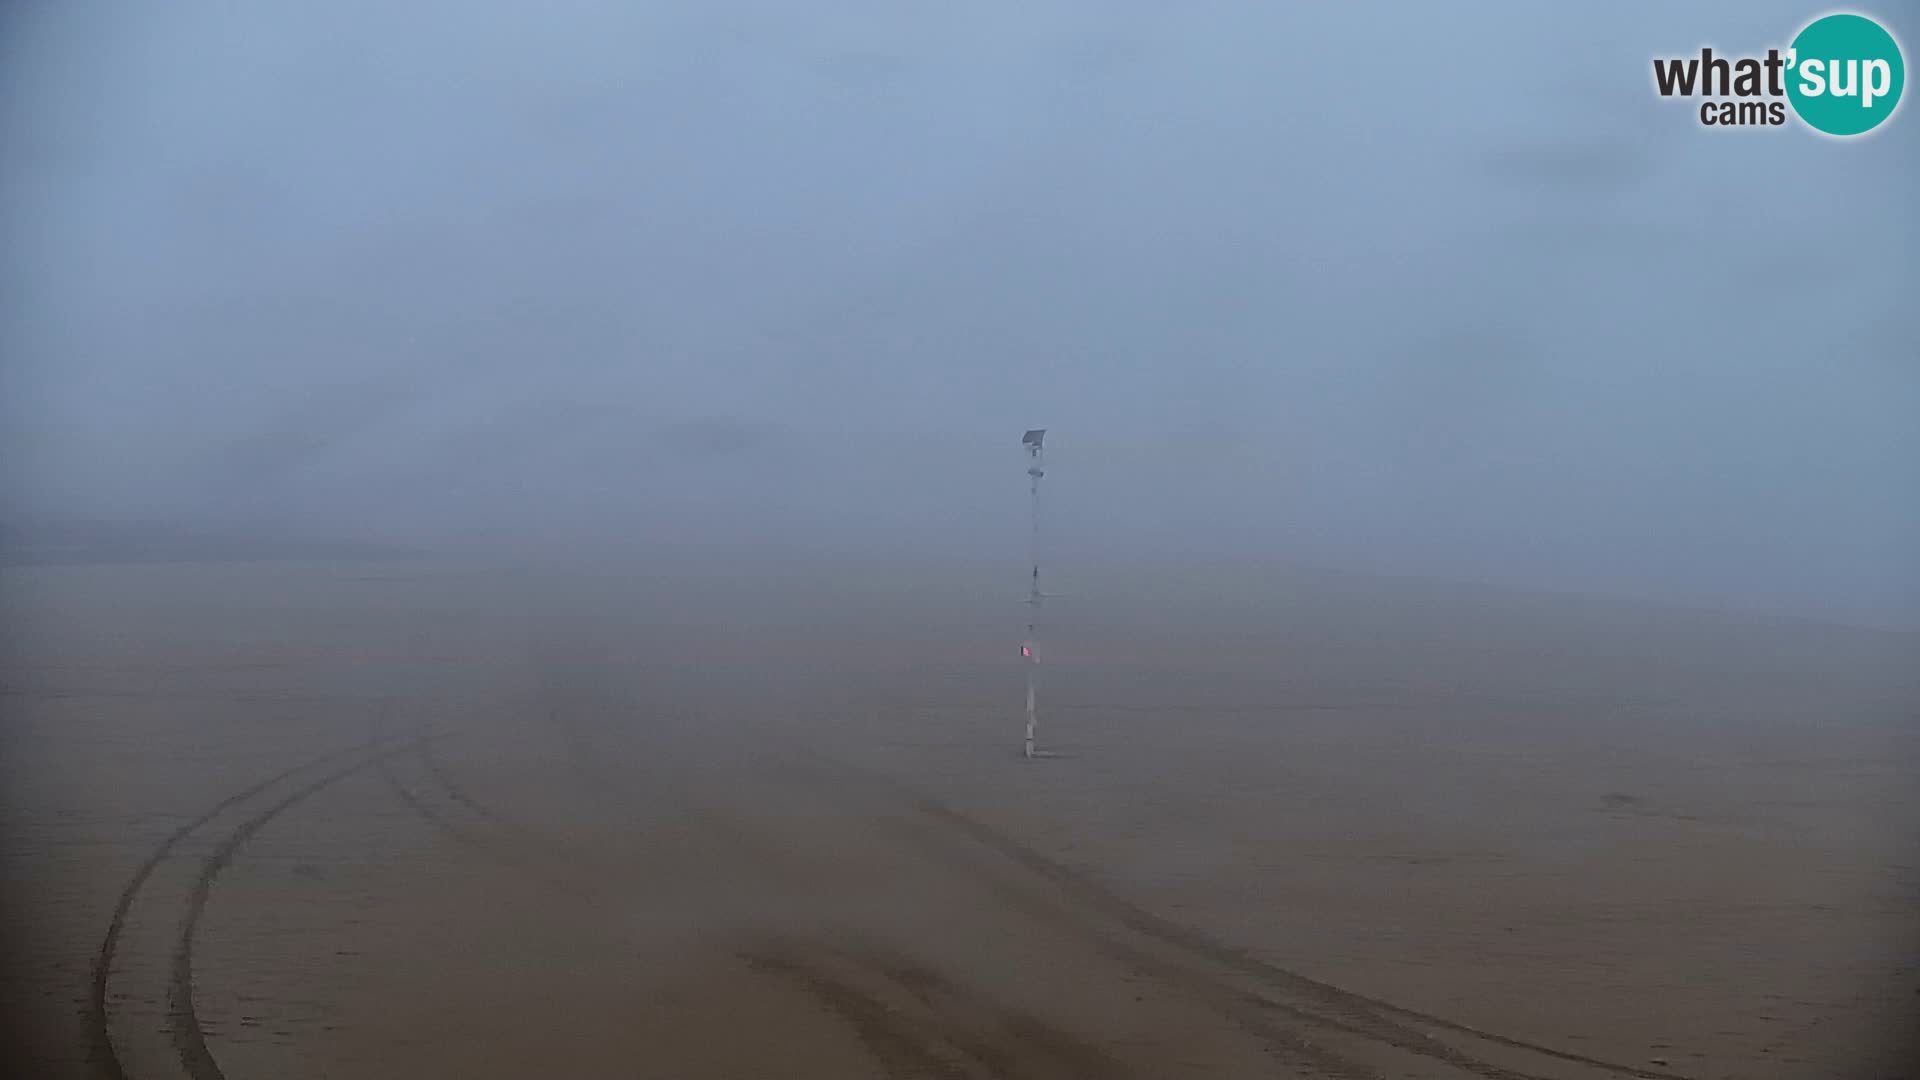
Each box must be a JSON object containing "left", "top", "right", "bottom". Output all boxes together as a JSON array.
[{"left": 1023, "top": 431, "right": 1045, "bottom": 758}]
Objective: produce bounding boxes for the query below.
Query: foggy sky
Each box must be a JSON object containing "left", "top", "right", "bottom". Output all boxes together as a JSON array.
[{"left": 3, "top": 2, "right": 1916, "bottom": 626}]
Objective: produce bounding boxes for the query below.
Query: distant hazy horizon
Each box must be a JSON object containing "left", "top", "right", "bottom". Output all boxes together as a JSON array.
[{"left": 5, "top": 2, "right": 1914, "bottom": 628}]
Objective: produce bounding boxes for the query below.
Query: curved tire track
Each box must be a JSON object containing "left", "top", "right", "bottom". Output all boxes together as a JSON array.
[
  {"left": 376, "top": 748, "right": 481, "bottom": 846},
  {"left": 101, "top": 677, "right": 1693, "bottom": 1079},
  {"left": 87, "top": 737, "right": 393, "bottom": 1079},
  {"left": 792, "top": 746, "right": 1695, "bottom": 1080},
  {"left": 90, "top": 733, "right": 429, "bottom": 1080},
  {"left": 400, "top": 676, "right": 1694, "bottom": 1079},
  {"left": 529, "top": 692, "right": 1643, "bottom": 1077},
  {"left": 419, "top": 736, "right": 517, "bottom": 830},
  {"left": 367, "top": 705, "right": 493, "bottom": 849},
  {"left": 740, "top": 933, "right": 1135, "bottom": 1080}
]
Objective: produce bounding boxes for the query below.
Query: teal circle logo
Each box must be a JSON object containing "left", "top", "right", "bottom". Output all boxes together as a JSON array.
[{"left": 1787, "top": 13, "right": 1905, "bottom": 135}]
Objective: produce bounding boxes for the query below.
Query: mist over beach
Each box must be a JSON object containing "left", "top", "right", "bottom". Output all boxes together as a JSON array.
[{"left": 3, "top": 3, "right": 1917, "bottom": 1078}]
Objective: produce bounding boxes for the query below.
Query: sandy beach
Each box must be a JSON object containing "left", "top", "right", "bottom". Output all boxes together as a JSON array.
[{"left": 3, "top": 556, "right": 1915, "bottom": 1078}]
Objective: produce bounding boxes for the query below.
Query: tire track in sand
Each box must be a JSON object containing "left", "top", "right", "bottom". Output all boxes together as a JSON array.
[
  {"left": 89, "top": 732, "right": 430, "bottom": 1080},
  {"left": 739, "top": 933, "right": 1135, "bottom": 1080},
  {"left": 790, "top": 747, "right": 1696, "bottom": 1080},
  {"left": 355, "top": 679, "right": 1696, "bottom": 1079},
  {"left": 517, "top": 694, "right": 1574, "bottom": 1077},
  {"left": 87, "top": 736, "right": 396, "bottom": 1079},
  {"left": 368, "top": 703, "right": 507, "bottom": 850}
]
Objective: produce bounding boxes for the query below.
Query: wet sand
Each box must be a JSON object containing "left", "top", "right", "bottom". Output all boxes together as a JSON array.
[{"left": 3, "top": 557, "right": 1916, "bottom": 1078}]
